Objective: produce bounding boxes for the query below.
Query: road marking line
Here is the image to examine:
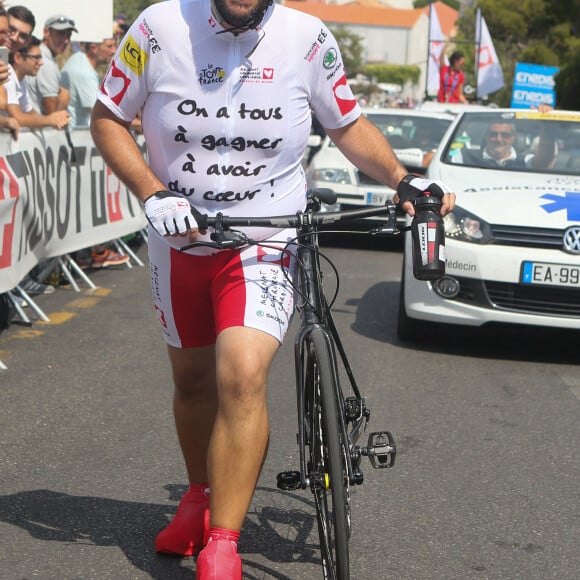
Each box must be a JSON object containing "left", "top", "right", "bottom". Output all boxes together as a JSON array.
[
  {"left": 0, "top": 286, "right": 117, "bottom": 369},
  {"left": 66, "top": 297, "right": 101, "bottom": 309},
  {"left": 11, "top": 329, "right": 45, "bottom": 339},
  {"left": 38, "top": 312, "right": 76, "bottom": 325}
]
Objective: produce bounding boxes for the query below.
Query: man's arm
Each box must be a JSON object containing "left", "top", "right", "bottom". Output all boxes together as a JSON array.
[
  {"left": 456, "top": 81, "right": 468, "bottom": 104},
  {"left": 91, "top": 102, "right": 202, "bottom": 239},
  {"left": 43, "top": 88, "right": 70, "bottom": 114},
  {"left": 0, "top": 116, "right": 20, "bottom": 139},
  {"left": 5, "top": 103, "right": 69, "bottom": 129},
  {"left": 0, "top": 84, "right": 7, "bottom": 110},
  {"left": 90, "top": 101, "right": 165, "bottom": 201},
  {"left": 326, "top": 115, "right": 454, "bottom": 215},
  {"left": 439, "top": 42, "right": 449, "bottom": 67},
  {"left": 326, "top": 115, "right": 407, "bottom": 191},
  {"left": 0, "top": 62, "right": 9, "bottom": 85},
  {"left": 41, "top": 96, "right": 57, "bottom": 114}
]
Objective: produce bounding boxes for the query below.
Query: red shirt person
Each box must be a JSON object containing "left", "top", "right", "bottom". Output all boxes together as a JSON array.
[{"left": 438, "top": 50, "right": 467, "bottom": 104}]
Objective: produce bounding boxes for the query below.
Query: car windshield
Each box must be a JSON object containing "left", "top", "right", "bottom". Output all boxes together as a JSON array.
[
  {"left": 442, "top": 111, "right": 580, "bottom": 175},
  {"left": 328, "top": 112, "right": 452, "bottom": 167},
  {"left": 366, "top": 112, "right": 452, "bottom": 152}
]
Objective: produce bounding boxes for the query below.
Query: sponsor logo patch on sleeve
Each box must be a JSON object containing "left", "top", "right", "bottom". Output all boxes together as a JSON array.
[
  {"left": 120, "top": 34, "right": 149, "bottom": 76},
  {"left": 332, "top": 74, "right": 357, "bottom": 116},
  {"left": 100, "top": 60, "right": 132, "bottom": 105}
]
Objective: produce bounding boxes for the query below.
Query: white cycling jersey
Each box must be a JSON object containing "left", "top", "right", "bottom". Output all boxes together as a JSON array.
[{"left": 97, "top": 0, "right": 361, "bottom": 247}]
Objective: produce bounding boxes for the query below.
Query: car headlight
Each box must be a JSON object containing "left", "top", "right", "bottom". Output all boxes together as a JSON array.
[
  {"left": 309, "top": 168, "right": 352, "bottom": 184},
  {"left": 443, "top": 206, "right": 493, "bottom": 243}
]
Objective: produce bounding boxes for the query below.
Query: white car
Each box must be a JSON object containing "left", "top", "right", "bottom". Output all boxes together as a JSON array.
[
  {"left": 398, "top": 108, "right": 580, "bottom": 339},
  {"left": 306, "top": 108, "right": 455, "bottom": 223}
]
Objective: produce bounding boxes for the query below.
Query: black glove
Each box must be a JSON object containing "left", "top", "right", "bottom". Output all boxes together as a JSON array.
[{"left": 396, "top": 175, "right": 448, "bottom": 211}]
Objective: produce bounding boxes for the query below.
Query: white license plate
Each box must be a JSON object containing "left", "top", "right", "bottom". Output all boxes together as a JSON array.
[
  {"left": 521, "top": 261, "right": 580, "bottom": 288},
  {"left": 366, "top": 191, "right": 387, "bottom": 205}
]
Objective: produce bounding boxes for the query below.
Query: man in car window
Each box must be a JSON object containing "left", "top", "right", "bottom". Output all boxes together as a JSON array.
[
  {"left": 479, "top": 121, "right": 523, "bottom": 166},
  {"left": 450, "top": 120, "right": 523, "bottom": 168},
  {"left": 452, "top": 118, "right": 557, "bottom": 169}
]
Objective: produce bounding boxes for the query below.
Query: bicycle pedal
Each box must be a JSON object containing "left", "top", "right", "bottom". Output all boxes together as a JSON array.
[
  {"left": 363, "top": 431, "right": 396, "bottom": 469},
  {"left": 276, "top": 470, "right": 302, "bottom": 490}
]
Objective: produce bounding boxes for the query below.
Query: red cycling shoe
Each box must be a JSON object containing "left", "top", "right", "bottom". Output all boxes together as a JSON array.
[
  {"left": 196, "top": 529, "right": 242, "bottom": 580},
  {"left": 156, "top": 485, "right": 210, "bottom": 556}
]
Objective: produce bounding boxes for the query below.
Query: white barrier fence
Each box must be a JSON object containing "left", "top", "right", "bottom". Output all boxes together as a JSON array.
[{"left": 0, "top": 127, "right": 147, "bottom": 294}]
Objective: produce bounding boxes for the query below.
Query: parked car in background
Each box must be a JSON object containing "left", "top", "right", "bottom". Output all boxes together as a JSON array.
[
  {"left": 306, "top": 108, "right": 455, "bottom": 224},
  {"left": 398, "top": 108, "right": 580, "bottom": 339}
]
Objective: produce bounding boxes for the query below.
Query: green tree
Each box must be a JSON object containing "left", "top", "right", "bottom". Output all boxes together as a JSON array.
[
  {"left": 329, "top": 26, "right": 365, "bottom": 76},
  {"left": 114, "top": 0, "right": 162, "bottom": 23},
  {"left": 454, "top": 0, "right": 579, "bottom": 108},
  {"left": 362, "top": 63, "right": 421, "bottom": 86},
  {"left": 414, "top": 0, "right": 460, "bottom": 10}
]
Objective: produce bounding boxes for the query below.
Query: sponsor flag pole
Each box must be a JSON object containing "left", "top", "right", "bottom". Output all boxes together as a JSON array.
[
  {"left": 474, "top": 7, "right": 481, "bottom": 101},
  {"left": 475, "top": 9, "right": 505, "bottom": 98},
  {"left": 426, "top": 1, "right": 446, "bottom": 99}
]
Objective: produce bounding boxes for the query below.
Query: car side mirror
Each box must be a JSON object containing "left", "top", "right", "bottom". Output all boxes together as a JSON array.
[{"left": 307, "top": 135, "right": 322, "bottom": 148}]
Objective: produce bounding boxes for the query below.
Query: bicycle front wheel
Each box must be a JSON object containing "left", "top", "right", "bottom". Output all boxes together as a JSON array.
[{"left": 304, "top": 328, "right": 350, "bottom": 580}]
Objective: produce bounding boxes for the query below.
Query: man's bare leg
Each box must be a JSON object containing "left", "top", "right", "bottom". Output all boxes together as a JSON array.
[
  {"left": 168, "top": 344, "right": 218, "bottom": 484},
  {"left": 208, "top": 326, "right": 279, "bottom": 531}
]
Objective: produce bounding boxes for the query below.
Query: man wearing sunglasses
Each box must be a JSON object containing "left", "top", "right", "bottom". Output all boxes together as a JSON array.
[
  {"left": 480, "top": 121, "right": 523, "bottom": 166},
  {"left": 26, "top": 14, "right": 77, "bottom": 115},
  {"left": 452, "top": 114, "right": 557, "bottom": 169},
  {"left": 451, "top": 119, "right": 524, "bottom": 168}
]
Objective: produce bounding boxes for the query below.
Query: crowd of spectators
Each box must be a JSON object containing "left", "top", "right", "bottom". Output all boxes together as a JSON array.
[{"left": 0, "top": 3, "right": 136, "bottom": 310}]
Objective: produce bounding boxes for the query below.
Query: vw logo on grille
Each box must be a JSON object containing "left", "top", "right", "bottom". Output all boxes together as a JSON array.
[{"left": 563, "top": 226, "right": 580, "bottom": 254}]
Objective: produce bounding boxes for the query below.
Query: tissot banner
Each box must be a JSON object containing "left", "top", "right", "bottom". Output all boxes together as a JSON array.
[{"left": 0, "top": 128, "right": 147, "bottom": 293}]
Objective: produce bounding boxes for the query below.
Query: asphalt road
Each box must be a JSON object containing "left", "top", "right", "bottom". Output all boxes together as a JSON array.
[{"left": 1, "top": 237, "right": 578, "bottom": 580}]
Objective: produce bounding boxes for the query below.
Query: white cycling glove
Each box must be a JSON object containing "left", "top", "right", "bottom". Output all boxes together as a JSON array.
[
  {"left": 396, "top": 174, "right": 449, "bottom": 210},
  {"left": 144, "top": 190, "right": 203, "bottom": 236}
]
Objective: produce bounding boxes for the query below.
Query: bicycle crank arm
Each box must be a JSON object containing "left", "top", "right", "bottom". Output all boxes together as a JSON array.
[{"left": 361, "top": 431, "right": 396, "bottom": 468}]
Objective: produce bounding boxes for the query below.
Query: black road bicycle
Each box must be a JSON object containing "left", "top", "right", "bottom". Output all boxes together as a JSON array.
[{"left": 182, "top": 189, "right": 398, "bottom": 580}]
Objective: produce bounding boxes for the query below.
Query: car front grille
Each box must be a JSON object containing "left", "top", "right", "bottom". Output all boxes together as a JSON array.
[
  {"left": 491, "top": 225, "right": 567, "bottom": 249},
  {"left": 452, "top": 276, "right": 580, "bottom": 317}
]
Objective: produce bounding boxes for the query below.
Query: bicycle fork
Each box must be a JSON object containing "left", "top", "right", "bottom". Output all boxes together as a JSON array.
[{"left": 276, "top": 325, "right": 397, "bottom": 493}]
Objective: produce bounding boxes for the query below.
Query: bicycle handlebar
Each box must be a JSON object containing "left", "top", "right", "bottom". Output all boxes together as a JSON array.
[{"left": 179, "top": 200, "right": 398, "bottom": 252}]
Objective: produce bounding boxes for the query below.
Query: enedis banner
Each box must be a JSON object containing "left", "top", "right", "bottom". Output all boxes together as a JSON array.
[
  {"left": 0, "top": 128, "right": 147, "bottom": 293},
  {"left": 510, "top": 62, "right": 559, "bottom": 109}
]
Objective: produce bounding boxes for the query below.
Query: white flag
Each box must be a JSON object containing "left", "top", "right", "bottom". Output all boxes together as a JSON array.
[
  {"left": 476, "top": 10, "right": 504, "bottom": 97},
  {"left": 427, "top": 3, "right": 447, "bottom": 95}
]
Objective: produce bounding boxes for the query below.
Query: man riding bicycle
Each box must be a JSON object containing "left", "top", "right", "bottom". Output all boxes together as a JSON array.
[{"left": 91, "top": 0, "right": 456, "bottom": 577}]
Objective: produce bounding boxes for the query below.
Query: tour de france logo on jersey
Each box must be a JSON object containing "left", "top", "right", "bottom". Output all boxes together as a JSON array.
[
  {"left": 199, "top": 64, "right": 226, "bottom": 85},
  {"left": 120, "top": 34, "right": 148, "bottom": 76}
]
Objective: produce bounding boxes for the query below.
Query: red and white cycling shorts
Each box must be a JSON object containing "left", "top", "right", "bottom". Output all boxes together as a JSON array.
[{"left": 147, "top": 229, "right": 297, "bottom": 348}]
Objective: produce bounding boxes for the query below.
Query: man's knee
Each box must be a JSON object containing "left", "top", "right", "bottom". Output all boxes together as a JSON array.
[
  {"left": 217, "top": 358, "right": 271, "bottom": 407},
  {"left": 168, "top": 345, "right": 217, "bottom": 397}
]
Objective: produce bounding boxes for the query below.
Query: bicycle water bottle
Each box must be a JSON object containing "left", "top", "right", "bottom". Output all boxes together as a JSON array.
[{"left": 411, "top": 194, "right": 445, "bottom": 280}]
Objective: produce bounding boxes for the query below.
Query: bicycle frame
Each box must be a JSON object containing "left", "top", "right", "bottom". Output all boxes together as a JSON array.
[{"left": 293, "top": 218, "right": 367, "bottom": 490}]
